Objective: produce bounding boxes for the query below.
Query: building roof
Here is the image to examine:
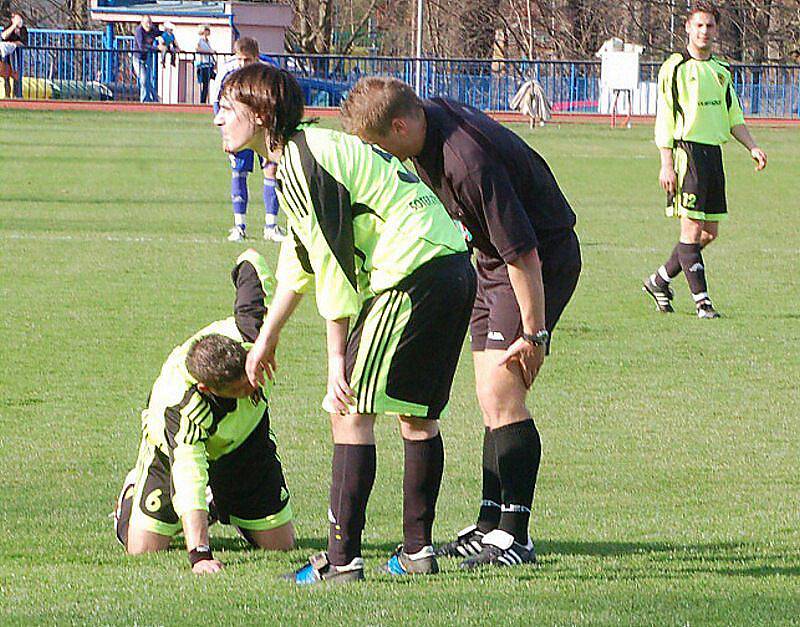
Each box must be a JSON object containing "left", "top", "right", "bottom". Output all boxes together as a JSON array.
[{"left": 93, "top": 0, "right": 229, "bottom": 18}]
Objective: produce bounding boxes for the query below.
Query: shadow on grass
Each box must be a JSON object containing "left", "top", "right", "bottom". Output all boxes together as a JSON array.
[{"left": 211, "top": 535, "right": 398, "bottom": 556}]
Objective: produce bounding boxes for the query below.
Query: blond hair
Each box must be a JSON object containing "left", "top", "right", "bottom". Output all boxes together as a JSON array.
[{"left": 341, "top": 76, "right": 422, "bottom": 137}]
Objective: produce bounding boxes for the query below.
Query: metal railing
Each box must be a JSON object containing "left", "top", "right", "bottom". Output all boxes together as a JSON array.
[{"left": 5, "top": 42, "right": 800, "bottom": 118}]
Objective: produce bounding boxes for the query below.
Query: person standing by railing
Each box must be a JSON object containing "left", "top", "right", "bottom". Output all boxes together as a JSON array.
[
  {"left": 195, "top": 24, "right": 216, "bottom": 104},
  {"left": 134, "top": 15, "right": 160, "bottom": 102},
  {"left": 1, "top": 12, "right": 27, "bottom": 98}
]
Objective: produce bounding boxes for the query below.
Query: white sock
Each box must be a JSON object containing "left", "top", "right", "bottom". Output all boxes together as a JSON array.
[
  {"left": 234, "top": 213, "right": 246, "bottom": 228},
  {"left": 264, "top": 213, "right": 277, "bottom": 228}
]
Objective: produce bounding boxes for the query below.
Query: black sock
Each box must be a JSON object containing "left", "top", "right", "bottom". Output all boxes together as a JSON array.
[
  {"left": 678, "top": 242, "right": 709, "bottom": 301},
  {"left": 403, "top": 433, "right": 444, "bottom": 554},
  {"left": 476, "top": 427, "right": 501, "bottom": 533},
  {"left": 494, "top": 420, "right": 541, "bottom": 545},
  {"left": 327, "top": 443, "right": 376, "bottom": 566},
  {"left": 654, "top": 244, "right": 682, "bottom": 288}
]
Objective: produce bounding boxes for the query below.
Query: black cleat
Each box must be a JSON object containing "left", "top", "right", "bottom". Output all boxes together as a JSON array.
[
  {"left": 381, "top": 544, "right": 439, "bottom": 576},
  {"left": 696, "top": 300, "right": 721, "bottom": 319},
  {"left": 283, "top": 552, "right": 365, "bottom": 586},
  {"left": 460, "top": 530, "right": 537, "bottom": 570},
  {"left": 435, "top": 525, "right": 485, "bottom": 558},
  {"left": 642, "top": 277, "right": 674, "bottom": 313}
]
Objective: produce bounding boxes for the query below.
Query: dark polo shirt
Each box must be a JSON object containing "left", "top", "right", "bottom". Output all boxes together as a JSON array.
[{"left": 412, "top": 98, "right": 576, "bottom": 267}]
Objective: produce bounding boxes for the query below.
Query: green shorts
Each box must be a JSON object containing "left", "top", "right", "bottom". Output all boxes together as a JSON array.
[
  {"left": 344, "top": 253, "right": 475, "bottom": 420},
  {"left": 667, "top": 140, "right": 728, "bottom": 222},
  {"left": 126, "top": 415, "right": 291, "bottom": 538}
]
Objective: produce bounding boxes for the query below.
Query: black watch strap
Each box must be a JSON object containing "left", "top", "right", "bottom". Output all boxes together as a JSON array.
[
  {"left": 188, "top": 545, "right": 213, "bottom": 567},
  {"left": 522, "top": 329, "right": 549, "bottom": 346}
]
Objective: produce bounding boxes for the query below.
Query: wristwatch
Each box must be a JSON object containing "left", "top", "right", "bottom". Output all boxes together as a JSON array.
[{"left": 521, "top": 329, "right": 549, "bottom": 346}]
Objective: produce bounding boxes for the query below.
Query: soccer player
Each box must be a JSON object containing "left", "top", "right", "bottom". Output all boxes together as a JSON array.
[
  {"left": 211, "top": 37, "right": 286, "bottom": 243},
  {"left": 113, "top": 250, "right": 295, "bottom": 574},
  {"left": 341, "top": 78, "right": 581, "bottom": 569},
  {"left": 214, "top": 63, "right": 476, "bottom": 584},
  {"left": 643, "top": 2, "right": 767, "bottom": 318}
]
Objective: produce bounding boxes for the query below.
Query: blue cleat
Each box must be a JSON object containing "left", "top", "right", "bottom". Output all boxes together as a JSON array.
[
  {"left": 380, "top": 544, "right": 439, "bottom": 576},
  {"left": 282, "top": 551, "right": 364, "bottom": 585}
]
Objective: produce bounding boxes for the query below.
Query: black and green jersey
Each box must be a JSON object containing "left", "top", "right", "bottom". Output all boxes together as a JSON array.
[
  {"left": 655, "top": 52, "right": 745, "bottom": 149},
  {"left": 274, "top": 126, "right": 467, "bottom": 320},
  {"left": 141, "top": 250, "right": 275, "bottom": 517}
]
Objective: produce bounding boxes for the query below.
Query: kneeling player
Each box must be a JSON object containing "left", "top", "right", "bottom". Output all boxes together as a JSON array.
[{"left": 114, "top": 250, "right": 295, "bottom": 574}]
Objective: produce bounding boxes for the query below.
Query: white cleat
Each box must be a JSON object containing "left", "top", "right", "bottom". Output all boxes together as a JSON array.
[
  {"left": 263, "top": 225, "right": 287, "bottom": 242},
  {"left": 227, "top": 226, "right": 247, "bottom": 242}
]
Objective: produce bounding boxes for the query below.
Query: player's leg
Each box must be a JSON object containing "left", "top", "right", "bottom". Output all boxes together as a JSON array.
[
  {"left": 459, "top": 262, "right": 542, "bottom": 569},
  {"left": 645, "top": 142, "right": 694, "bottom": 311},
  {"left": 287, "top": 411, "right": 375, "bottom": 584},
  {"left": 678, "top": 215, "right": 718, "bottom": 317},
  {"left": 380, "top": 415, "right": 443, "bottom": 575},
  {"left": 434, "top": 282, "right": 496, "bottom": 559},
  {"left": 117, "top": 437, "right": 182, "bottom": 554},
  {"left": 371, "top": 253, "right": 473, "bottom": 575},
  {"left": 227, "top": 151, "right": 254, "bottom": 241},
  {"left": 260, "top": 159, "right": 285, "bottom": 242},
  {"left": 207, "top": 415, "right": 295, "bottom": 551},
  {"left": 457, "top": 349, "right": 539, "bottom": 570}
]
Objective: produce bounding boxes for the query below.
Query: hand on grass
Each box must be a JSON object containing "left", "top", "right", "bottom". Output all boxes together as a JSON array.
[{"left": 192, "top": 559, "right": 224, "bottom": 575}]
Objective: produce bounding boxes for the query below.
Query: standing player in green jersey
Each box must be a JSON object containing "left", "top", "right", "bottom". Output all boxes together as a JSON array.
[
  {"left": 643, "top": 2, "right": 767, "bottom": 318},
  {"left": 113, "top": 250, "right": 295, "bottom": 575},
  {"left": 214, "top": 64, "right": 476, "bottom": 584}
]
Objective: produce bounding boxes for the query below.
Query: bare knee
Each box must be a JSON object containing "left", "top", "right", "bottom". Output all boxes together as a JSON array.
[
  {"left": 477, "top": 383, "right": 529, "bottom": 428},
  {"left": 398, "top": 415, "right": 439, "bottom": 440},
  {"left": 700, "top": 230, "right": 718, "bottom": 247},
  {"left": 247, "top": 522, "right": 296, "bottom": 551},
  {"left": 125, "top": 526, "right": 172, "bottom": 555}
]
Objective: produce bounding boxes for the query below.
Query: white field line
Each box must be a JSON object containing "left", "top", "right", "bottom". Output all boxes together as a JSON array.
[{"left": 0, "top": 231, "right": 796, "bottom": 256}]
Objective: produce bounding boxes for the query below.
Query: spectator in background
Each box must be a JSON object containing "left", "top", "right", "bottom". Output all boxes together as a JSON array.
[
  {"left": 195, "top": 24, "right": 216, "bottom": 104},
  {"left": 134, "top": 15, "right": 160, "bottom": 102},
  {"left": 158, "top": 21, "right": 180, "bottom": 68},
  {"left": 1, "top": 12, "right": 28, "bottom": 98}
]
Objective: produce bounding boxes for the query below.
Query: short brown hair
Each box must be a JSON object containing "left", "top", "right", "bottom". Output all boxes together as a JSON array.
[
  {"left": 341, "top": 76, "right": 423, "bottom": 137},
  {"left": 220, "top": 62, "right": 305, "bottom": 151},
  {"left": 186, "top": 334, "right": 247, "bottom": 391},
  {"left": 687, "top": 2, "right": 720, "bottom": 23},
  {"left": 234, "top": 36, "right": 259, "bottom": 59}
]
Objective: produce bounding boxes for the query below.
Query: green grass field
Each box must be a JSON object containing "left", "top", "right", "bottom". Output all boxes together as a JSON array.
[{"left": 1, "top": 109, "right": 799, "bottom": 625}]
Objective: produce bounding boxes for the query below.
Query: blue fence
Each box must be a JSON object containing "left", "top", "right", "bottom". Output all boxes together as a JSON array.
[{"left": 4, "top": 29, "right": 799, "bottom": 117}]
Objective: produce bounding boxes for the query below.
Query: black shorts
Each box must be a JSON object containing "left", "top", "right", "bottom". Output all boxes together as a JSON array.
[
  {"left": 470, "top": 229, "right": 581, "bottom": 352},
  {"left": 127, "top": 413, "right": 291, "bottom": 536},
  {"left": 667, "top": 140, "right": 727, "bottom": 221},
  {"left": 345, "top": 252, "right": 476, "bottom": 420}
]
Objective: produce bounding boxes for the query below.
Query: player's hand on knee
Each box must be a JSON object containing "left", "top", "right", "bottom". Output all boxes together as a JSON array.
[
  {"left": 192, "top": 558, "right": 224, "bottom": 575},
  {"left": 498, "top": 338, "right": 545, "bottom": 389},
  {"left": 659, "top": 166, "right": 676, "bottom": 194}
]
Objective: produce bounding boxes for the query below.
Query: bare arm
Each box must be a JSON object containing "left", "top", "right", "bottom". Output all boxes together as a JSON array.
[
  {"left": 499, "top": 248, "right": 547, "bottom": 388},
  {"left": 324, "top": 318, "right": 355, "bottom": 413},
  {"left": 182, "top": 509, "right": 223, "bottom": 574},
  {"left": 659, "top": 147, "right": 676, "bottom": 194},
  {"left": 731, "top": 124, "right": 767, "bottom": 171},
  {"left": 245, "top": 284, "right": 304, "bottom": 386}
]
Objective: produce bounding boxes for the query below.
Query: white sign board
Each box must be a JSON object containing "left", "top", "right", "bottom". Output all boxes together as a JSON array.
[{"left": 600, "top": 50, "right": 640, "bottom": 91}]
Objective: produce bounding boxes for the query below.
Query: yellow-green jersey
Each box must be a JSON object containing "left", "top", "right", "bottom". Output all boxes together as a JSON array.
[
  {"left": 655, "top": 52, "right": 745, "bottom": 149},
  {"left": 141, "top": 250, "right": 275, "bottom": 518},
  {"left": 274, "top": 125, "right": 467, "bottom": 320}
]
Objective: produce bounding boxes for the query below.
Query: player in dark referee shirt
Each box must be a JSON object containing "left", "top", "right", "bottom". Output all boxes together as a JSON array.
[{"left": 342, "top": 79, "right": 581, "bottom": 569}]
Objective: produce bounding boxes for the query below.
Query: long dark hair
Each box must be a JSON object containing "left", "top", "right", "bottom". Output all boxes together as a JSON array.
[{"left": 221, "top": 63, "right": 306, "bottom": 150}]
